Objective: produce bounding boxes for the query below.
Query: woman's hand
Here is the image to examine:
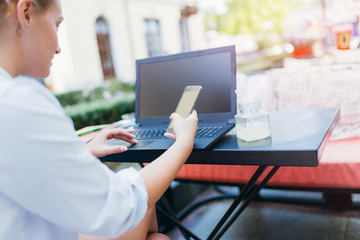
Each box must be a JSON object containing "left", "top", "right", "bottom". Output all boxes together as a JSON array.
[
  {"left": 87, "top": 128, "right": 137, "bottom": 158},
  {"left": 164, "top": 110, "right": 198, "bottom": 143}
]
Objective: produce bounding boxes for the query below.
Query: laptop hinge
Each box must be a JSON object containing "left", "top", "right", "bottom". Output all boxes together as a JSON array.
[{"left": 228, "top": 118, "right": 235, "bottom": 124}]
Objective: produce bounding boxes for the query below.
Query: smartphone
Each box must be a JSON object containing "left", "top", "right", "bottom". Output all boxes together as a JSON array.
[{"left": 166, "top": 85, "right": 202, "bottom": 134}]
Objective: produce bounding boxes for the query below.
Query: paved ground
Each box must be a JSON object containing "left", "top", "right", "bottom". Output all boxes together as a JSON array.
[{"left": 166, "top": 186, "right": 360, "bottom": 240}]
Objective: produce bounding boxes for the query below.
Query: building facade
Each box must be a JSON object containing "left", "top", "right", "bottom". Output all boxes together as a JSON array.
[{"left": 48, "top": 0, "right": 205, "bottom": 93}]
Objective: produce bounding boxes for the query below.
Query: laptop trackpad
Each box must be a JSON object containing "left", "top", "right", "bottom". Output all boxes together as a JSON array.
[
  {"left": 108, "top": 139, "right": 133, "bottom": 148},
  {"left": 108, "top": 139, "right": 154, "bottom": 148},
  {"left": 133, "top": 140, "right": 154, "bottom": 147}
]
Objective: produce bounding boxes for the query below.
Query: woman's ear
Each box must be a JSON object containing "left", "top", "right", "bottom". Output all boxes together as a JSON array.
[{"left": 16, "top": 0, "right": 33, "bottom": 31}]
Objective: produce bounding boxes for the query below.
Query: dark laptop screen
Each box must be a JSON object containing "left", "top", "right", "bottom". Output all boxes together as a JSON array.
[{"left": 136, "top": 46, "right": 236, "bottom": 121}]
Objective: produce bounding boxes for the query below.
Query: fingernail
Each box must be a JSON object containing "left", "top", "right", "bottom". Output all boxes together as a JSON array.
[{"left": 120, "top": 146, "right": 128, "bottom": 151}]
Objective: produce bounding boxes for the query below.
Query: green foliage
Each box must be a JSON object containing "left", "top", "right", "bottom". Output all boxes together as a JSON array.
[
  {"left": 212, "top": 0, "right": 305, "bottom": 36},
  {"left": 55, "top": 80, "right": 135, "bottom": 107},
  {"left": 63, "top": 94, "right": 135, "bottom": 130},
  {"left": 55, "top": 89, "right": 84, "bottom": 107},
  {"left": 107, "top": 79, "right": 135, "bottom": 93},
  {"left": 55, "top": 80, "right": 136, "bottom": 130}
]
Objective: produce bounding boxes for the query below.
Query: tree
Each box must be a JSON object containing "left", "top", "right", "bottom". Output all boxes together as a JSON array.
[{"left": 210, "top": 0, "right": 306, "bottom": 35}]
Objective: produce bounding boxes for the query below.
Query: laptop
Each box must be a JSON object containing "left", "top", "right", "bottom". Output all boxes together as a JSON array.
[{"left": 110, "top": 45, "right": 237, "bottom": 150}]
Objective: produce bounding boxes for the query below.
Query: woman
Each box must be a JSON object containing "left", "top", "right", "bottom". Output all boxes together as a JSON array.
[{"left": 0, "top": 0, "right": 198, "bottom": 240}]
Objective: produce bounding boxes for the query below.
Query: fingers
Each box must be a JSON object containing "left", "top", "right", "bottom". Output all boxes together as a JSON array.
[
  {"left": 88, "top": 127, "right": 135, "bottom": 158},
  {"left": 168, "top": 110, "right": 198, "bottom": 139},
  {"left": 164, "top": 132, "right": 176, "bottom": 140},
  {"left": 104, "top": 128, "right": 137, "bottom": 144},
  {"left": 107, "top": 128, "right": 134, "bottom": 138},
  {"left": 190, "top": 109, "right": 198, "bottom": 118},
  {"left": 99, "top": 145, "right": 128, "bottom": 157},
  {"left": 91, "top": 144, "right": 128, "bottom": 158},
  {"left": 169, "top": 112, "right": 180, "bottom": 121},
  {"left": 188, "top": 110, "right": 198, "bottom": 122},
  {"left": 171, "top": 110, "right": 198, "bottom": 120}
]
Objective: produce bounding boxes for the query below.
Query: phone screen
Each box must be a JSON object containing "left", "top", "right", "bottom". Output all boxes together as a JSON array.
[{"left": 166, "top": 86, "right": 202, "bottom": 134}]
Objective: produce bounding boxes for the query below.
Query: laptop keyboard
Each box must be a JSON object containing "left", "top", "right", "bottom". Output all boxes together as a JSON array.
[
  {"left": 133, "top": 126, "right": 224, "bottom": 140},
  {"left": 195, "top": 126, "right": 223, "bottom": 138},
  {"left": 134, "top": 129, "right": 166, "bottom": 139}
]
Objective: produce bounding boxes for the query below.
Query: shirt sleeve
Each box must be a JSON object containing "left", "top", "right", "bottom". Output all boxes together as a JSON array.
[{"left": 0, "top": 77, "right": 148, "bottom": 237}]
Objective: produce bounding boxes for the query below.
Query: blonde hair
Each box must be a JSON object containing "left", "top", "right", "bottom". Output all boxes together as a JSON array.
[{"left": 0, "top": 0, "right": 53, "bottom": 21}]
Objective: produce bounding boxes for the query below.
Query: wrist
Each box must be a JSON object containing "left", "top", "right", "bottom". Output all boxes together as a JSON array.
[{"left": 173, "top": 138, "right": 194, "bottom": 153}]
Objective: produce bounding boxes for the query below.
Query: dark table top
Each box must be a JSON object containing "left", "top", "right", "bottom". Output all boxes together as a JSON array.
[{"left": 101, "top": 107, "right": 340, "bottom": 167}]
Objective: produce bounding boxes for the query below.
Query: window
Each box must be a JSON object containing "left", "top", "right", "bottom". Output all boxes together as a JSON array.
[
  {"left": 95, "top": 16, "right": 115, "bottom": 79},
  {"left": 179, "top": 18, "right": 191, "bottom": 51},
  {"left": 144, "top": 19, "right": 163, "bottom": 57},
  {"left": 179, "top": 6, "right": 197, "bottom": 52}
]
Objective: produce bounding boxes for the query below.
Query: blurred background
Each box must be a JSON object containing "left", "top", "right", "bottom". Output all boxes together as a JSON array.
[
  {"left": 47, "top": 0, "right": 360, "bottom": 92},
  {"left": 51, "top": 0, "right": 360, "bottom": 135}
]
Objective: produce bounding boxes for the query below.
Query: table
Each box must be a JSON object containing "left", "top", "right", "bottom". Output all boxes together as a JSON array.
[{"left": 101, "top": 107, "right": 340, "bottom": 240}]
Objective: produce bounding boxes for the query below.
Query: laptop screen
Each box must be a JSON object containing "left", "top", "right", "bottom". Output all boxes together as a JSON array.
[{"left": 135, "top": 45, "right": 236, "bottom": 124}]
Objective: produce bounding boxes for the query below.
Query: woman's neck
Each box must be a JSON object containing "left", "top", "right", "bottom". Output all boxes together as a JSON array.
[{"left": 0, "top": 32, "right": 23, "bottom": 78}]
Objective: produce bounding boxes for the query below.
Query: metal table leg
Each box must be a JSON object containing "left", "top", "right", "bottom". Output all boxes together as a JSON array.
[
  {"left": 141, "top": 162, "right": 280, "bottom": 240},
  {"left": 206, "top": 165, "right": 268, "bottom": 240},
  {"left": 158, "top": 196, "right": 193, "bottom": 240},
  {"left": 212, "top": 166, "right": 280, "bottom": 240},
  {"left": 157, "top": 206, "right": 201, "bottom": 240}
]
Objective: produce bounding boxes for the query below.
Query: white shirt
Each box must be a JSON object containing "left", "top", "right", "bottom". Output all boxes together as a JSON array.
[{"left": 0, "top": 68, "right": 148, "bottom": 240}]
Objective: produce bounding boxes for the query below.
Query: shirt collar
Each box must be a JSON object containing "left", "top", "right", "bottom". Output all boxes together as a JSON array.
[{"left": 0, "top": 67, "right": 13, "bottom": 79}]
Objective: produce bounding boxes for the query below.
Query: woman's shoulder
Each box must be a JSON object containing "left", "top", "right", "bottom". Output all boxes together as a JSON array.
[
  {"left": 0, "top": 75, "right": 76, "bottom": 139},
  {"left": 1, "top": 75, "right": 61, "bottom": 110}
]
